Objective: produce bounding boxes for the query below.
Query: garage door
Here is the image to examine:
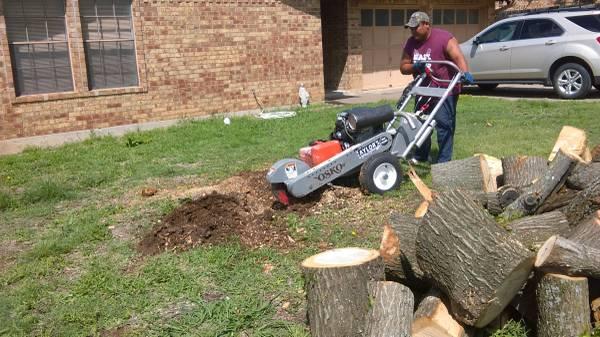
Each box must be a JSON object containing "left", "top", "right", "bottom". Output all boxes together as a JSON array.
[
  {"left": 361, "top": 8, "right": 416, "bottom": 90},
  {"left": 432, "top": 8, "right": 482, "bottom": 43}
]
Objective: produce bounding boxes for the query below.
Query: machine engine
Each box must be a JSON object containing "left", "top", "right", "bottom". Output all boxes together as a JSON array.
[
  {"left": 299, "top": 105, "right": 395, "bottom": 167},
  {"left": 330, "top": 105, "right": 394, "bottom": 148}
]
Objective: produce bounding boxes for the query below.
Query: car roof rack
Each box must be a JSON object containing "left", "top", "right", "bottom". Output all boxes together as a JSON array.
[{"left": 506, "top": 3, "right": 599, "bottom": 18}]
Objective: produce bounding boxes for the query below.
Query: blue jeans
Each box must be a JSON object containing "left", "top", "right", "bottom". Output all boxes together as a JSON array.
[{"left": 414, "top": 95, "right": 459, "bottom": 164}]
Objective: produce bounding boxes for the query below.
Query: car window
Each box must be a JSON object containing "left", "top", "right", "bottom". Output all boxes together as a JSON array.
[
  {"left": 566, "top": 14, "right": 600, "bottom": 32},
  {"left": 519, "top": 19, "right": 564, "bottom": 39},
  {"left": 478, "top": 21, "right": 521, "bottom": 43}
]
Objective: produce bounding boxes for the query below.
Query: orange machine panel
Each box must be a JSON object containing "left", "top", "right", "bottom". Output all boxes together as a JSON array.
[{"left": 299, "top": 140, "right": 343, "bottom": 167}]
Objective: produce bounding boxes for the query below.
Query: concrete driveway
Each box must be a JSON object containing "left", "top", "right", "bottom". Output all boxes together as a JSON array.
[{"left": 325, "top": 84, "right": 600, "bottom": 105}]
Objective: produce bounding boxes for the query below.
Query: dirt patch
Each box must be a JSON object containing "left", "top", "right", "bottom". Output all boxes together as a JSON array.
[
  {"left": 137, "top": 170, "right": 321, "bottom": 255},
  {"left": 137, "top": 169, "right": 416, "bottom": 255}
]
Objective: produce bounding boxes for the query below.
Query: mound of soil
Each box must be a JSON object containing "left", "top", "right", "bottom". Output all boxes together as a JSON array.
[{"left": 138, "top": 171, "right": 321, "bottom": 255}]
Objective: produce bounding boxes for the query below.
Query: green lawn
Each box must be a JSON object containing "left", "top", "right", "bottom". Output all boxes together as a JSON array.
[{"left": 0, "top": 95, "right": 599, "bottom": 336}]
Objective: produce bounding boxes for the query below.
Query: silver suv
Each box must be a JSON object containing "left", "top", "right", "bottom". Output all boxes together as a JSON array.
[{"left": 460, "top": 8, "right": 600, "bottom": 99}]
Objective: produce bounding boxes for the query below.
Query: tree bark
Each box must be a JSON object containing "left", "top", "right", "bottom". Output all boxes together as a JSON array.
[
  {"left": 501, "top": 150, "right": 575, "bottom": 219},
  {"left": 381, "top": 213, "right": 427, "bottom": 289},
  {"left": 416, "top": 190, "right": 534, "bottom": 327},
  {"left": 501, "top": 155, "right": 547, "bottom": 189},
  {"left": 301, "top": 247, "right": 384, "bottom": 337},
  {"left": 431, "top": 155, "right": 495, "bottom": 193},
  {"left": 567, "top": 162, "right": 600, "bottom": 190},
  {"left": 536, "top": 273, "right": 590, "bottom": 337},
  {"left": 412, "top": 289, "right": 466, "bottom": 337},
  {"left": 483, "top": 191, "right": 503, "bottom": 216},
  {"left": 566, "top": 210, "right": 600, "bottom": 249},
  {"left": 535, "top": 235, "right": 600, "bottom": 278},
  {"left": 366, "top": 281, "right": 413, "bottom": 337},
  {"left": 562, "top": 176, "right": 600, "bottom": 225},
  {"left": 505, "top": 211, "right": 570, "bottom": 251},
  {"left": 535, "top": 187, "right": 578, "bottom": 214}
]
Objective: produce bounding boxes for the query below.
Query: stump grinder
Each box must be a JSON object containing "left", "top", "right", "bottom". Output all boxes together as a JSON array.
[{"left": 267, "top": 61, "right": 464, "bottom": 205}]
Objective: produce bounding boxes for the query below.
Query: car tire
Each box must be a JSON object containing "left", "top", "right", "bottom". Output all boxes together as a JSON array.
[
  {"left": 359, "top": 153, "right": 402, "bottom": 195},
  {"left": 477, "top": 84, "right": 499, "bottom": 91},
  {"left": 553, "top": 63, "right": 592, "bottom": 99}
]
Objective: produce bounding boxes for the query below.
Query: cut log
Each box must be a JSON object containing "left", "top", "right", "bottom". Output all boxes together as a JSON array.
[
  {"left": 510, "top": 271, "right": 541, "bottom": 329},
  {"left": 477, "top": 153, "right": 503, "bottom": 191},
  {"left": 592, "top": 297, "right": 600, "bottom": 325},
  {"left": 416, "top": 190, "right": 534, "bottom": 327},
  {"left": 567, "top": 162, "right": 600, "bottom": 190},
  {"left": 548, "top": 125, "right": 589, "bottom": 162},
  {"left": 535, "top": 186, "right": 578, "bottom": 214},
  {"left": 505, "top": 211, "right": 570, "bottom": 251},
  {"left": 592, "top": 144, "right": 600, "bottom": 162},
  {"left": 431, "top": 155, "right": 495, "bottom": 193},
  {"left": 498, "top": 185, "right": 521, "bottom": 208},
  {"left": 562, "top": 176, "right": 600, "bottom": 225},
  {"left": 483, "top": 191, "right": 503, "bottom": 216},
  {"left": 301, "top": 247, "right": 384, "bottom": 337},
  {"left": 366, "top": 281, "right": 413, "bottom": 337},
  {"left": 501, "top": 150, "right": 575, "bottom": 219},
  {"left": 381, "top": 213, "right": 427, "bottom": 289},
  {"left": 415, "top": 200, "right": 429, "bottom": 218},
  {"left": 408, "top": 166, "right": 433, "bottom": 202},
  {"left": 535, "top": 235, "right": 600, "bottom": 278},
  {"left": 536, "top": 273, "right": 590, "bottom": 337},
  {"left": 412, "top": 289, "right": 466, "bottom": 337},
  {"left": 501, "top": 155, "right": 547, "bottom": 189},
  {"left": 567, "top": 210, "right": 600, "bottom": 249}
]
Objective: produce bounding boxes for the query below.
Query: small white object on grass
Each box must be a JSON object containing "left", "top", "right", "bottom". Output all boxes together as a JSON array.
[{"left": 223, "top": 117, "right": 231, "bottom": 125}]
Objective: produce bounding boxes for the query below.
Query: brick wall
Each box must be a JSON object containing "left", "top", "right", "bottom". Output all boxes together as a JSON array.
[{"left": 0, "top": 0, "right": 324, "bottom": 141}]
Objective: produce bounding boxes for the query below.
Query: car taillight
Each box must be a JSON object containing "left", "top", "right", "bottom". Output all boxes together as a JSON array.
[{"left": 597, "top": 36, "right": 600, "bottom": 44}]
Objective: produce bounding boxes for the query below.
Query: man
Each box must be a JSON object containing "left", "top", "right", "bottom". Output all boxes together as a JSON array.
[{"left": 400, "top": 11, "right": 473, "bottom": 164}]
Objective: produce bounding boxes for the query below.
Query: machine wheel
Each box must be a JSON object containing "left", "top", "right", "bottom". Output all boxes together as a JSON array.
[
  {"left": 477, "top": 83, "right": 499, "bottom": 91},
  {"left": 359, "top": 153, "right": 402, "bottom": 195},
  {"left": 553, "top": 63, "right": 592, "bottom": 99}
]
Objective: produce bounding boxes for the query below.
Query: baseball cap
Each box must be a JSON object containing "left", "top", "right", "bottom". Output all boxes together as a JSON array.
[{"left": 405, "top": 11, "right": 430, "bottom": 28}]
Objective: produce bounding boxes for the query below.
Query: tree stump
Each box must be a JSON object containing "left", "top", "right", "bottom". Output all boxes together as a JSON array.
[
  {"left": 567, "top": 210, "right": 600, "bottom": 249},
  {"left": 567, "top": 162, "right": 600, "bottom": 190},
  {"left": 366, "top": 281, "right": 413, "bottom": 337},
  {"left": 536, "top": 273, "right": 590, "bottom": 337},
  {"left": 431, "top": 155, "right": 495, "bottom": 194},
  {"left": 416, "top": 190, "right": 534, "bottom": 327},
  {"left": 501, "top": 150, "right": 575, "bottom": 219},
  {"left": 505, "top": 211, "right": 570, "bottom": 251},
  {"left": 380, "top": 213, "right": 427, "bottom": 289},
  {"left": 535, "top": 235, "right": 600, "bottom": 278},
  {"left": 301, "top": 247, "right": 384, "bottom": 337},
  {"left": 562, "top": 176, "right": 600, "bottom": 225},
  {"left": 412, "top": 289, "right": 466, "bottom": 337},
  {"left": 501, "top": 155, "right": 547, "bottom": 189}
]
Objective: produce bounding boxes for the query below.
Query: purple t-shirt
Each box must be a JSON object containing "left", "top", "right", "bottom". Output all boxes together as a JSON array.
[{"left": 403, "top": 28, "right": 460, "bottom": 94}]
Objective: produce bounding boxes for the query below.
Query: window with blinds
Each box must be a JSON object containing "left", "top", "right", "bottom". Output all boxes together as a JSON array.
[
  {"left": 80, "top": 0, "right": 138, "bottom": 90},
  {"left": 4, "top": 0, "right": 74, "bottom": 96}
]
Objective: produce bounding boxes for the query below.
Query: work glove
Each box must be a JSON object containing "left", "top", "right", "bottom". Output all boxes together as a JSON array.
[
  {"left": 412, "top": 62, "right": 427, "bottom": 74},
  {"left": 462, "top": 72, "right": 474, "bottom": 85}
]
